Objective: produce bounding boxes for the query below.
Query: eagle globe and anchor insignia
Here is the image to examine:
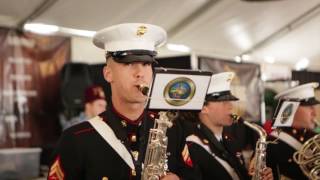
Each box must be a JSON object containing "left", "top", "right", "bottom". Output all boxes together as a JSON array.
[
  {"left": 164, "top": 77, "right": 196, "bottom": 106},
  {"left": 280, "top": 103, "right": 294, "bottom": 124}
]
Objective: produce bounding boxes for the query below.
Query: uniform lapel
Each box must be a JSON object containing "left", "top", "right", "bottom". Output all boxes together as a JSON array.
[
  {"left": 198, "top": 123, "right": 228, "bottom": 157},
  {"left": 198, "top": 123, "right": 248, "bottom": 180}
]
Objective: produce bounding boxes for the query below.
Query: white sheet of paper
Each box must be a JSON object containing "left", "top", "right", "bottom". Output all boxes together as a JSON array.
[
  {"left": 148, "top": 73, "right": 211, "bottom": 110},
  {"left": 273, "top": 101, "right": 300, "bottom": 127}
]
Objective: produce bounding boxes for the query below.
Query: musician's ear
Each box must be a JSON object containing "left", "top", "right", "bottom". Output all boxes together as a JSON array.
[{"left": 201, "top": 105, "right": 209, "bottom": 114}]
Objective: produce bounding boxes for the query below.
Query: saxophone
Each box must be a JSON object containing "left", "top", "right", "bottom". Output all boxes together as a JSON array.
[
  {"left": 231, "top": 114, "right": 268, "bottom": 180},
  {"left": 137, "top": 84, "right": 177, "bottom": 180},
  {"left": 142, "top": 111, "right": 177, "bottom": 180}
]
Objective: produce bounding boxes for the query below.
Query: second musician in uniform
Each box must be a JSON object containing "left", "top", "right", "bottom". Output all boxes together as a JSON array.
[
  {"left": 266, "top": 82, "right": 319, "bottom": 180},
  {"left": 182, "top": 72, "right": 273, "bottom": 180}
]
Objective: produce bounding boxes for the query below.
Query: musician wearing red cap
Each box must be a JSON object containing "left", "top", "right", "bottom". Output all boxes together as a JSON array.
[{"left": 61, "top": 85, "right": 107, "bottom": 130}]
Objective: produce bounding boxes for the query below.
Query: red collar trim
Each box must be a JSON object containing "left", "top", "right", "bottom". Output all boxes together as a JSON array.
[{"left": 111, "top": 105, "right": 144, "bottom": 125}]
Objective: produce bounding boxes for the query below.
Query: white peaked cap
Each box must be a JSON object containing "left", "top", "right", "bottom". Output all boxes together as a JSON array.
[
  {"left": 207, "top": 72, "right": 235, "bottom": 95},
  {"left": 275, "top": 82, "right": 319, "bottom": 100},
  {"left": 93, "top": 23, "right": 167, "bottom": 52}
]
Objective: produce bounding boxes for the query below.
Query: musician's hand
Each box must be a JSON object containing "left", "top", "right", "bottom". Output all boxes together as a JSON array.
[
  {"left": 160, "top": 172, "right": 180, "bottom": 180},
  {"left": 260, "top": 167, "right": 273, "bottom": 180},
  {"left": 248, "top": 157, "right": 255, "bottom": 176}
]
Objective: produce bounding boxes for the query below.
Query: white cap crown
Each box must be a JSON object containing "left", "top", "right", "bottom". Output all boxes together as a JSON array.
[
  {"left": 207, "top": 72, "right": 235, "bottom": 95},
  {"left": 275, "top": 82, "right": 319, "bottom": 100},
  {"left": 93, "top": 23, "right": 167, "bottom": 52}
]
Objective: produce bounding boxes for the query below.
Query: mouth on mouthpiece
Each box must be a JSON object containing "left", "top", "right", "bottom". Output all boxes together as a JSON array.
[{"left": 137, "top": 84, "right": 149, "bottom": 96}]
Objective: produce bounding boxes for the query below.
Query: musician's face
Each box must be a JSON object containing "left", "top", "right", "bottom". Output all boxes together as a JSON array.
[
  {"left": 103, "top": 58, "right": 153, "bottom": 104},
  {"left": 292, "top": 105, "right": 317, "bottom": 129},
  {"left": 202, "top": 101, "right": 234, "bottom": 127}
]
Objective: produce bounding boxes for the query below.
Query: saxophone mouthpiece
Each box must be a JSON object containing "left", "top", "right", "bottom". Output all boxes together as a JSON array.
[
  {"left": 230, "top": 113, "right": 241, "bottom": 123},
  {"left": 137, "top": 84, "right": 149, "bottom": 96},
  {"left": 314, "top": 118, "right": 320, "bottom": 127}
]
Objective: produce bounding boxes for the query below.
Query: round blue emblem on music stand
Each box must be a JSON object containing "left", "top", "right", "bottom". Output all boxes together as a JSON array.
[{"left": 164, "top": 77, "right": 196, "bottom": 106}]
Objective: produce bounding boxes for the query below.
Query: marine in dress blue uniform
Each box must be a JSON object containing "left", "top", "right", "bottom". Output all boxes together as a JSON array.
[
  {"left": 48, "top": 23, "right": 190, "bottom": 180},
  {"left": 182, "top": 72, "right": 251, "bottom": 180},
  {"left": 266, "top": 82, "right": 320, "bottom": 180}
]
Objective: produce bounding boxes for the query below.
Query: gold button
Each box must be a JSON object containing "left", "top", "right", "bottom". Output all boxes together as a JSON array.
[
  {"left": 300, "top": 136, "right": 304, "bottom": 142},
  {"left": 131, "top": 135, "right": 137, "bottom": 142},
  {"left": 150, "top": 114, "right": 155, "bottom": 118},
  {"left": 102, "top": 177, "right": 108, "bottom": 180},
  {"left": 288, "top": 158, "right": 292, "bottom": 162},
  {"left": 292, "top": 129, "right": 297, "bottom": 134},
  {"left": 203, "top": 139, "right": 209, "bottom": 144},
  {"left": 121, "top": 120, "right": 127, "bottom": 127},
  {"left": 131, "top": 169, "right": 136, "bottom": 176}
]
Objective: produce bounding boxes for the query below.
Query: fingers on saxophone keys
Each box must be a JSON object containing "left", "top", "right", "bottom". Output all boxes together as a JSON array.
[{"left": 260, "top": 167, "right": 273, "bottom": 180}]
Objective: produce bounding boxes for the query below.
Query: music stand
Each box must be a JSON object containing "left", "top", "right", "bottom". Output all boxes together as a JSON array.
[{"left": 147, "top": 67, "right": 212, "bottom": 111}]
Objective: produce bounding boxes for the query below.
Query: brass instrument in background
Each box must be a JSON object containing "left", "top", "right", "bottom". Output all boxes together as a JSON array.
[
  {"left": 293, "top": 134, "right": 320, "bottom": 179},
  {"left": 231, "top": 114, "right": 268, "bottom": 180}
]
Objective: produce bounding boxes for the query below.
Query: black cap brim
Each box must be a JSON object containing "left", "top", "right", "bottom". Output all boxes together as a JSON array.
[
  {"left": 107, "top": 50, "right": 158, "bottom": 64},
  {"left": 113, "top": 54, "right": 157, "bottom": 63},
  {"left": 300, "top": 97, "right": 320, "bottom": 106},
  {"left": 205, "top": 93, "right": 239, "bottom": 102}
]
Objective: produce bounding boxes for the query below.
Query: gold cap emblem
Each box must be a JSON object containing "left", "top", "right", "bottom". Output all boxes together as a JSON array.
[
  {"left": 102, "top": 177, "right": 108, "bottom": 180},
  {"left": 137, "top": 25, "right": 147, "bottom": 36}
]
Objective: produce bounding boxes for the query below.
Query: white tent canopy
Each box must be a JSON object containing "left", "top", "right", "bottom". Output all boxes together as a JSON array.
[{"left": 1, "top": 0, "right": 320, "bottom": 70}]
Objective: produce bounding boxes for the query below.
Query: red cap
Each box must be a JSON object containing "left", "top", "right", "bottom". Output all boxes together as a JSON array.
[{"left": 84, "top": 85, "right": 106, "bottom": 103}]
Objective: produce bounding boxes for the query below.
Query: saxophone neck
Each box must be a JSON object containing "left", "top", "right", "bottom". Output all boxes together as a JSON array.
[
  {"left": 230, "top": 114, "right": 267, "bottom": 139},
  {"left": 230, "top": 113, "right": 241, "bottom": 123}
]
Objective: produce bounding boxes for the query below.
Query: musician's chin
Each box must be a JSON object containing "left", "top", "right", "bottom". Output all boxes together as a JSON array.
[
  {"left": 131, "top": 95, "right": 148, "bottom": 104},
  {"left": 225, "top": 117, "right": 233, "bottom": 126}
]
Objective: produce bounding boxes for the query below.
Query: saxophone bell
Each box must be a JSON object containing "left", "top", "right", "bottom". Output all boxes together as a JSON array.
[{"left": 137, "top": 84, "right": 150, "bottom": 96}]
